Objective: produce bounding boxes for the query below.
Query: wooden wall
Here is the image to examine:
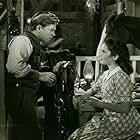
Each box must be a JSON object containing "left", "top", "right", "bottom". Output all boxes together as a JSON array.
[{"left": 0, "top": 50, "right": 6, "bottom": 140}]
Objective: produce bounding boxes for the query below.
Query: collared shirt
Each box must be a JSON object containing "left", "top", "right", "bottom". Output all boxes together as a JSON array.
[
  {"left": 6, "top": 35, "right": 33, "bottom": 78},
  {"left": 102, "top": 66, "right": 121, "bottom": 82}
]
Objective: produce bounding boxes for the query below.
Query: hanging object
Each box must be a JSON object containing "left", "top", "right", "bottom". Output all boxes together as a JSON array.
[
  {"left": 83, "top": 59, "right": 94, "bottom": 82},
  {"left": 86, "top": 0, "right": 100, "bottom": 19},
  {"left": 105, "top": 12, "right": 140, "bottom": 50},
  {"left": 8, "top": 7, "right": 20, "bottom": 35}
]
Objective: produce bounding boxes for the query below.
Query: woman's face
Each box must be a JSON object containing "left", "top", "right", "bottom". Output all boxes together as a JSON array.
[{"left": 99, "top": 42, "right": 115, "bottom": 65}]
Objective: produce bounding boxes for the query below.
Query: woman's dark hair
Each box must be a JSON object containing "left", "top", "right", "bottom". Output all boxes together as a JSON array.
[
  {"left": 30, "top": 11, "right": 60, "bottom": 31},
  {"left": 104, "top": 38, "right": 133, "bottom": 75}
]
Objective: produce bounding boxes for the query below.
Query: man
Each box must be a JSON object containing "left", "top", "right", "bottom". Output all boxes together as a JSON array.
[{"left": 6, "top": 11, "right": 60, "bottom": 140}]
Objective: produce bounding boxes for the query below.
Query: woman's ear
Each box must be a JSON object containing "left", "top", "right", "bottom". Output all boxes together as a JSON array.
[{"left": 113, "top": 54, "right": 119, "bottom": 61}]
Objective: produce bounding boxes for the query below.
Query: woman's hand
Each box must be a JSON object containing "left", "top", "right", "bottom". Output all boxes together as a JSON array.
[
  {"left": 74, "top": 88, "right": 87, "bottom": 96},
  {"left": 90, "top": 81, "right": 100, "bottom": 92}
]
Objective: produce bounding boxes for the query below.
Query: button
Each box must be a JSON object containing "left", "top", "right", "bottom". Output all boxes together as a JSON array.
[{"left": 16, "top": 83, "right": 19, "bottom": 87}]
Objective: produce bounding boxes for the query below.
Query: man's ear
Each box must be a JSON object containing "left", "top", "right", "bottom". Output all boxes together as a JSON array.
[
  {"left": 113, "top": 54, "right": 119, "bottom": 61},
  {"left": 36, "top": 25, "right": 42, "bottom": 32}
]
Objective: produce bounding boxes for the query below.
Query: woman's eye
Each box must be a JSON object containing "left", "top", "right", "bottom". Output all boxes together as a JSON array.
[{"left": 102, "top": 50, "right": 105, "bottom": 53}]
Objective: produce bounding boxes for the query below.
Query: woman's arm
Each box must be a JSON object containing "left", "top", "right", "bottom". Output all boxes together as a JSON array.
[
  {"left": 88, "top": 96, "right": 131, "bottom": 113},
  {"left": 87, "top": 72, "right": 133, "bottom": 114}
]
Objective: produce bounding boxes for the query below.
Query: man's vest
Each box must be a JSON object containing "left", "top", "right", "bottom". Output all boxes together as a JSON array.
[{"left": 24, "top": 31, "right": 41, "bottom": 71}]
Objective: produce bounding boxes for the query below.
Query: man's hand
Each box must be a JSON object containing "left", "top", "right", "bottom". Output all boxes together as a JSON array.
[{"left": 39, "top": 72, "right": 56, "bottom": 87}]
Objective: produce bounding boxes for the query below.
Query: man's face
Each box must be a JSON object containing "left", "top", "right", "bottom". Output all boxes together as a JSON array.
[{"left": 39, "top": 24, "right": 56, "bottom": 45}]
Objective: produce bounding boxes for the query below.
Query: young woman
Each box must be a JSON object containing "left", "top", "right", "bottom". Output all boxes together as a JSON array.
[{"left": 68, "top": 38, "right": 140, "bottom": 140}]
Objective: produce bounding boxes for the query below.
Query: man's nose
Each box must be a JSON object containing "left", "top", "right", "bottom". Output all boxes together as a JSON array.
[{"left": 52, "top": 32, "right": 55, "bottom": 37}]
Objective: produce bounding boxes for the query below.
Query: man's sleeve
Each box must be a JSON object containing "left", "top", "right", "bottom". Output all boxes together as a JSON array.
[{"left": 6, "top": 35, "right": 39, "bottom": 79}]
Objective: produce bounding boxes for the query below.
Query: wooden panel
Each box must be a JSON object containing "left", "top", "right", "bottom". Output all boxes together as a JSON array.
[
  {"left": 0, "top": 50, "right": 6, "bottom": 140},
  {"left": 54, "top": 11, "right": 84, "bottom": 22}
]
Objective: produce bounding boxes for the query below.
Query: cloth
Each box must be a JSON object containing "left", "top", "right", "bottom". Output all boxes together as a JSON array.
[{"left": 68, "top": 67, "right": 140, "bottom": 140}]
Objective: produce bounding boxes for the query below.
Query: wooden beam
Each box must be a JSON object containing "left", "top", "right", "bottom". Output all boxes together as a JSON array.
[
  {"left": 53, "top": 11, "right": 84, "bottom": 22},
  {"left": 102, "top": 0, "right": 116, "bottom": 5}
]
